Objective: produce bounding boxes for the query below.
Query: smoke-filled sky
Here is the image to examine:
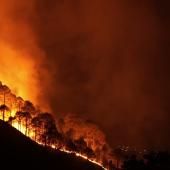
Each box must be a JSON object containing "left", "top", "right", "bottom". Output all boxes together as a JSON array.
[{"left": 0, "top": 0, "right": 170, "bottom": 149}]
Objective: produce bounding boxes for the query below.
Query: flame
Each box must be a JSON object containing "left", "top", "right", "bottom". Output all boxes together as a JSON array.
[
  {"left": 0, "top": 42, "right": 38, "bottom": 103},
  {"left": 12, "top": 120, "right": 35, "bottom": 139},
  {"left": 0, "top": 1, "right": 109, "bottom": 168},
  {"left": 11, "top": 109, "right": 17, "bottom": 117}
]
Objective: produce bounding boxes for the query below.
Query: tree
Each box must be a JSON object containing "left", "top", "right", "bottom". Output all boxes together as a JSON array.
[
  {"left": 65, "top": 138, "right": 77, "bottom": 152},
  {"left": 15, "top": 111, "right": 31, "bottom": 134},
  {"left": 31, "top": 116, "right": 42, "bottom": 142},
  {"left": 21, "top": 101, "right": 37, "bottom": 116},
  {"left": 7, "top": 116, "right": 15, "bottom": 125},
  {"left": 84, "top": 147, "right": 96, "bottom": 159},
  {"left": 0, "top": 104, "right": 10, "bottom": 121},
  {"left": 74, "top": 137, "right": 87, "bottom": 154},
  {"left": 15, "top": 111, "right": 23, "bottom": 130},
  {"left": 22, "top": 112, "right": 32, "bottom": 135},
  {"left": 0, "top": 83, "right": 10, "bottom": 105},
  {"left": 31, "top": 113, "right": 59, "bottom": 146},
  {"left": 16, "top": 97, "right": 24, "bottom": 111}
]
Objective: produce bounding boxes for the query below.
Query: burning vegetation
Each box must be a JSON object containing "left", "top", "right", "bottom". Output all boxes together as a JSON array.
[
  {"left": 1, "top": 81, "right": 170, "bottom": 170},
  {"left": 0, "top": 81, "right": 116, "bottom": 170}
]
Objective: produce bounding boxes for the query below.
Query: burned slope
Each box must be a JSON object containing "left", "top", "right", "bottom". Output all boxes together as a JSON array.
[{"left": 0, "top": 120, "right": 103, "bottom": 170}]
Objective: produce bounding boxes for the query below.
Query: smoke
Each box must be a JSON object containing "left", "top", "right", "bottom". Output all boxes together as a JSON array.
[
  {"left": 0, "top": 0, "right": 170, "bottom": 150},
  {"left": 0, "top": 0, "right": 49, "bottom": 110},
  {"left": 35, "top": 0, "right": 170, "bottom": 149}
]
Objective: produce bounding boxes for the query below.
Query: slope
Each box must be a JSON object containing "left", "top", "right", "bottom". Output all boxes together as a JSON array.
[{"left": 0, "top": 120, "right": 103, "bottom": 170}]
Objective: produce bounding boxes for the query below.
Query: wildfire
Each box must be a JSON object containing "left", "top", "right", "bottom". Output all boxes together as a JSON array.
[
  {"left": 0, "top": 1, "right": 112, "bottom": 168},
  {"left": 11, "top": 119, "right": 107, "bottom": 170},
  {"left": 12, "top": 120, "right": 107, "bottom": 170},
  {"left": 0, "top": 82, "right": 110, "bottom": 170}
]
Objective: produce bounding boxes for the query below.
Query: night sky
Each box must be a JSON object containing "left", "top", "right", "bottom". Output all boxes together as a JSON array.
[{"left": 0, "top": 0, "right": 170, "bottom": 149}]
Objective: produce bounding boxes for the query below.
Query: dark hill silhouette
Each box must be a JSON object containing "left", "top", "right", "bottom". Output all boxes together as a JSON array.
[{"left": 0, "top": 120, "right": 103, "bottom": 170}]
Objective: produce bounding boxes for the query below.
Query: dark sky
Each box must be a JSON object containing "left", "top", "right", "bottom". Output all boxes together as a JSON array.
[{"left": 1, "top": 0, "right": 170, "bottom": 149}]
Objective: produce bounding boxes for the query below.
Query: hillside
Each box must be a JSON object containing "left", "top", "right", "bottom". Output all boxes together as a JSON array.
[{"left": 0, "top": 120, "right": 103, "bottom": 170}]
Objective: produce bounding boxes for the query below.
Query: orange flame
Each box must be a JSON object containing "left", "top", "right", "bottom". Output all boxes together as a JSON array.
[{"left": 0, "top": 42, "right": 38, "bottom": 104}]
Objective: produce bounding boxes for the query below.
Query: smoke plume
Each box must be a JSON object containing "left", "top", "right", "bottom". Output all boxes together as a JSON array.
[
  {"left": 35, "top": 0, "right": 170, "bottom": 149},
  {"left": 0, "top": 0, "right": 49, "bottom": 110}
]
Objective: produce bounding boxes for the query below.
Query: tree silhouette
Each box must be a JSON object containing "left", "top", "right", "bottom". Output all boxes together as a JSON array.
[
  {"left": 84, "top": 147, "right": 96, "bottom": 159},
  {"left": 15, "top": 111, "right": 32, "bottom": 135},
  {"left": 15, "top": 111, "right": 23, "bottom": 130},
  {"left": 22, "top": 112, "right": 31, "bottom": 135},
  {"left": 8, "top": 116, "right": 15, "bottom": 125},
  {"left": 21, "top": 101, "right": 37, "bottom": 116},
  {"left": 31, "top": 116, "right": 42, "bottom": 142},
  {"left": 16, "top": 97, "right": 24, "bottom": 111},
  {"left": 0, "top": 83, "right": 10, "bottom": 105},
  {"left": 65, "top": 138, "right": 77, "bottom": 152},
  {"left": 74, "top": 137, "right": 87, "bottom": 154},
  {"left": 0, "top": 104, "right": 10, "bottom": 121},
  {"left": 31, "top": 113, "right": 59, "bottom": 146}
]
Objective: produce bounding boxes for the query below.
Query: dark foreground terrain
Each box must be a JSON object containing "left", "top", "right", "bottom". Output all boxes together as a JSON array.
[{"left": 0, "top": 120, "right": 103, "bottom": 170}]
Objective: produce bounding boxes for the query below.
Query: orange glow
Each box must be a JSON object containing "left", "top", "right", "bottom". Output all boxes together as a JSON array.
[
  {"left": 0, "top": 110, "right": 10, "bottom": 121},
  {"left": 12, "top": 120, "right": 35, "bottom": 139},
  {"left": 0, "top": 42, "right": 38, "bottom": 104},
  {"left": 11, "top": 109, "right": 17, "bottom": 117}
]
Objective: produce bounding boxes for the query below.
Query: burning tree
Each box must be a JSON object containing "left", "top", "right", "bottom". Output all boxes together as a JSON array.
[
  {"left": 8, "top": 116, "right": 15, "bottom": 125},
  {"left": 0, "top": 82, "right": 10, "bottom": 105},
  {"left": 31, "top": 115, "right": 41, "bottom": 142},
  {"left": 15, "top": 111, "right": 32, "bottom": 134},
  {"left": 21, "top": 100, "right": 37, "bottom": 116},
  {"left": 58, "top": 113, "right": 110, "bottom": 161},
  {"left": 74, "top": 137, "right": 96, "bottom": 159},
  {"left": 0, "top": 104, "right": 10, "bottom": 121},
  {"left": 31, "top": 113, "right": 60, "bottom": 146},
  {"left": 22, "top": 112, "right": 31, "bottom": 135},
  {"left": 16, "top": 97, "right": 24, "bottom": 111}
]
